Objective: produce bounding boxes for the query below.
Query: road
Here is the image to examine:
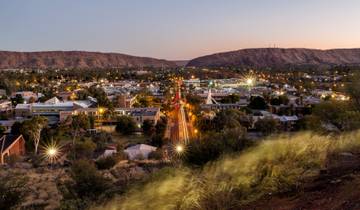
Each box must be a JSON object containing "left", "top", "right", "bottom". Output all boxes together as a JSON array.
[{"left": 167, "top": 79, "right": 190, "bottom": 144}]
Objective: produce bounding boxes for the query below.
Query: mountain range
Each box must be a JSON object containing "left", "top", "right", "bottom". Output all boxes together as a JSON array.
[
  {"left": 187, "top": 48, "right": 360, "bottom": 69},
  {"left": 0, "top": 51, "right": 176, "bottom": 69},
  {"left": 2, "top": 48, "right": 360, "bottom": 70}
]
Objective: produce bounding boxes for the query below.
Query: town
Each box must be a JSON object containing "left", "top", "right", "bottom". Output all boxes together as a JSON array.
[
  {"left": 2, "top": 1, "right": 360, "bottom": 209},
  {"left": 0, "top": 66, "right": 358, "bottom": 209}
]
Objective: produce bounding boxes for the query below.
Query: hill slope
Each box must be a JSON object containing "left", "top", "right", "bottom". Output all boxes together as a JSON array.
[
  {"left": 187, "top": 48, "right": 360, "bottom": 68},
  {"left": 0, "top": 51, "right": 176, "bottom": 69}
]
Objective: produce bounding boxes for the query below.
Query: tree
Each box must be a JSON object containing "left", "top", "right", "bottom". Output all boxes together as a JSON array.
[
  {"left": 142, "top": 120, "right": 155, "bottom": 137},
  {"left": 70, "top": 160, "right": 109, "bottom": 198},
  {"left": 254, "top": 117, "right": 279, "bottom": 135},
  {"left": 346, "top": 72, "right": 360, "bottom": 108},
  {"left": 22, "top": 116, "right": 48, "bottom": 154},
  {"left": 270, "top": 95, "right": 289, "bottom": 106},
  {"left": 74, "top": 139, "right": 97, "bottom": 160},
  {"left": 212, "top": 109, "right": 246, "bottom": 131},
  {"left": 220, "top": 94, "right": 240, "bottom": 104},
  {"left": 248, "top": 96, "right": 268, "bottom": 110},
  {"left": 11, "top": 94, "right": 24, "bottom": 106},
  {"left": 183, "top": 127, "right": 250, "bottom": 166},
  {"left": 116, "top": 116, "right": 136, "bottom": 135},
  {"left": 311, "top": 101, "right": 360, "bottom": 132},
  {"left": 0, "top": 125, "right": 5, "bottom": 135},
  {"left": 71, "top": 113, "right": 90, "bottom": 144}
]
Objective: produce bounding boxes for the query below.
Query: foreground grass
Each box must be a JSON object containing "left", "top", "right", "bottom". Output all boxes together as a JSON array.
[{"left": 94, "top": 131, "right": 360, "bottom": 210}]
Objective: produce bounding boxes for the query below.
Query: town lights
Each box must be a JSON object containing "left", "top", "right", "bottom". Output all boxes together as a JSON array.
[{"left": 98, "top": 107, "right": 105, "bottom": 114}]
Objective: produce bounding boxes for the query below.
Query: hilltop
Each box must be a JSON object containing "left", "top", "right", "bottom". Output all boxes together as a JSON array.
[
  {"left": 187, "top": 48, "right": 360, "bottom": 69},
  {"left": 0, "top": 51, "right": 176, "bottom": 69}
]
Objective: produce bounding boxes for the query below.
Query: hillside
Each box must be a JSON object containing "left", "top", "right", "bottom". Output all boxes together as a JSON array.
[
  {"left": 187, "top": 48, "right": 360, "bottom": 68},
  {"left": 0, "top": 51, "right": 176, "bottom": 69}
]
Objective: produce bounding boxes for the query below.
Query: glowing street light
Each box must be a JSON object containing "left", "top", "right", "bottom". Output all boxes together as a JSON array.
[
  {"left": 98, "top": 107, "right": 105, "bottom": 114},
  {"left": 175, "top": 145, "right": 184, "bottom": 154},
  {"left": 42, "top": 140, "right": 61, "bottom": 167},
  {"left": 246, "top": 78, "right": 254, "bottom": 86}
]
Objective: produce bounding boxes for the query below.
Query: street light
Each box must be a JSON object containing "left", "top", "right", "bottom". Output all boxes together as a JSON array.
[
  {"left": 175, "top": 144, "right": 184, "bottom": 154},
  {"left": 246, "top": 78, "right": 254, "bottom": 86},
  {"left": 42, "top": 141, "right": 61, "bottom": 167}
]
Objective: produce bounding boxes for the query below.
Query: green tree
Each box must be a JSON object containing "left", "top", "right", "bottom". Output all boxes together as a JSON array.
[
  {"left": 254, "top": 117, "right": 279, "bottom": 135},
  {"left": 69, "top": 160, "right": 109, "bottom": 198},
  {"left": 115, "top": 116, "right": 136, "bottom": 135},
  {"left": 71, "top": 113, "right": 90, "bottom": 143},
  {"left": 22, "top": 116, "right": 48, "bottom": 154},
  {"left": 142, "top": 120, "right": 155, "bottom": 137},
  {"left": 11, "top": 94, "right": 24, "bottom": 106},
  {"left": 220, "top": 94, "right": 240, "bottom": 104},
  {"left": 248, "top": 96, "right": 268, "bottom": 110},
  {"left": 0, "top": 125, "right": 5, "bottom": 135}
]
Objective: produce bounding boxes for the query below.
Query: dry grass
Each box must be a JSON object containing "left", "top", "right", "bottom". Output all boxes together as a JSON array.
[{"left": 94, "top": 131, "right": 360, "bottom": 210}]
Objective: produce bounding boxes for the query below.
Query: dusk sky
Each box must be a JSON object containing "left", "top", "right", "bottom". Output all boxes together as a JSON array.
[{"left": 1, "top": 0, "right": 360, "bottom": 60}]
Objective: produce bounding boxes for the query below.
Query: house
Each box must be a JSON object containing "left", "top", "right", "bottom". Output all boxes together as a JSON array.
[
  {"left": 0, "top": 100, "right": 12, "bottom": 112},
  {"left": 12, "top": 91, "right": 43, "bottom": 103},
  {"left": 0, "top": 135, "right": 26, "bottom": 164},
  {"left": 115, "top": 94, "right": 137, "bottom": 108},
  {"left": 129, "top": 107, "right": 161, "bottom": 127},
  {"left": 15, "top": 97, "right": 96, "bottom": 124},
  {"left": 96, "top": 144, "right": 117, "bottom": 160},
  {"left": 124, "top": 144, "right": 157, "bottom": 160}
]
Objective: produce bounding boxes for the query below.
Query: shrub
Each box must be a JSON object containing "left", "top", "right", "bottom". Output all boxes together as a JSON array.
[
  {"left": 0, "top": 172, "right": 28, "bottom": 210},
  {"left": 68, "top": 160, "right": 110, "bottom": 199},
  {"left": 96, "top": 155, "right": 118, "bottom": 170},
  {"left": 148, "top": 150, "right": 163, "bottom": 160},
  {"left": 115, "top": 116, "right": 136, "bottom": 135}
]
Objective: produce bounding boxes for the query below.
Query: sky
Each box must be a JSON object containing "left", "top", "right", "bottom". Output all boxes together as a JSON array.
[{"left": 1, "top": 0, "right": 360, "bottom": 60}]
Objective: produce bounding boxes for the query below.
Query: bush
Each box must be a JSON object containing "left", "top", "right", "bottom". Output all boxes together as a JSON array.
[
  {"left": 67, "top": 160, "right": 110, "bottom": 199},
  {"left": 148, "top": 150, "right": 163, "bottom": 160},
  {"left": 182, "top": 127, "right": 250, "bottom": 166},
  {"left": 254, "top": 117, "right": 279, "bottom": 135},
  {"left": 96, "top": 155, "right": 118, "bottom": 170},
  {"left": 0, "top": 172, "right": 28, "bottom": 210},
  {"left": 116, "top": 116, "right": 136, "bottom": 135}
]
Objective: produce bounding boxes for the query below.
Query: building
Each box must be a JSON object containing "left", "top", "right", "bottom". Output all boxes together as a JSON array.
[
  {"left": 12, "top": 91, "right": 43, "bottom": 103},
  {"left": 0, "top": 100, "right": 12, "bottom": 112},
  {"left": 128, "top": 107, "right": 161, "bottom": 126},
  {"left": 115, "top": 94, "right": 137, "bottom": 108},
  {"left": 15, "top": 97, "right": 95, "bottom": 124},
  {"left": 124, "top": 144, "right": 157, "bottom": 160},
  {"left": 0, "top": 135, "right": 26, "bottom": 164},
  {"left": 183, "top": 78, "right": 201, "bottom": 88}
]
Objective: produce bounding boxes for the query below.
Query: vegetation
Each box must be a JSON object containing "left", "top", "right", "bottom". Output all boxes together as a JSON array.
[
  {"left": 115, "top": 116, "right": 137, "bottom": 135},
  {"left": 21, "top": 116, "right": 48, "bottom": 154},
  {"left": 59, "top": 160, "right": 110, "bottom": 209},
  {"left": 0, "top": 173, "right": 28, "bottom": 210},
  {"left": 248, "top": 96, "right": 267, "bottom": 110},
  {"left": 96, "top": 155, "right": 120, "bottom": 170},
  {"left": 182, "top": 127, "right": 249, "bottom": 166},
  {"left": 254, "top": 117, "right": 280, "bottom": 135},
  {"left": 97, "top": 131, "right": 360, "bottom": 210}
]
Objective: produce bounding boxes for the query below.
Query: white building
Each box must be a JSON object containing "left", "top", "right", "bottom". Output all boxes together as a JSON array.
[{"left": 124, "top": 144, "right": 157, "bottom": 160}]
